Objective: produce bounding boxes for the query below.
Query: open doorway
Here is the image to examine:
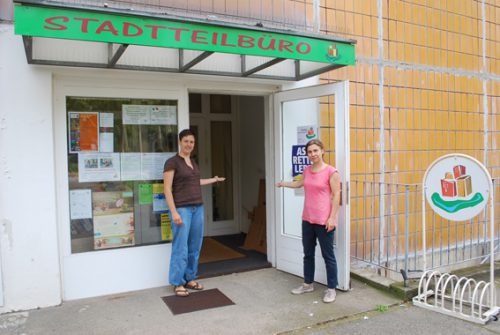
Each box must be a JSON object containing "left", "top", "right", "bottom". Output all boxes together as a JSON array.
[{"left": 188, "top": 93, "right": 270, "bottom": 277}]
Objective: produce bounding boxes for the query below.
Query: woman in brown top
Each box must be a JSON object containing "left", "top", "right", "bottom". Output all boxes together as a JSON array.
[{"left": 163, "top": 129, "right": 225, "bottom": 297}]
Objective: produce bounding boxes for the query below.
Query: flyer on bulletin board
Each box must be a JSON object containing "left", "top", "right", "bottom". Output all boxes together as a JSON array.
[
  {"left": 69, "top": 112, "right": 99, "bottom": 153},
  {"left": 161, "top": 213, "right": 172, "bottom": 241},
  {"left": 120, "top": 153, "right": 175, "bottom": 181},
  {"left": 69, "top": 189, "right": 92, "bottom": 220},
  {"left": 141, "top": 153, "right": 175, "bottom": 180},
  {"left": 152, "top": 183, "right": 168, "bottom": 212},
  {"left": 92, "top": 191, "right": 135, "bottom": 250},
  {"left": 99, "top": 112, "right": 114, "bottom": 153},
  {"left": 138, "top": 183, "right": 153, "bottom": 205},
  {"left": 122, "top": 105, "right": 177, "bottom": 125},
  {"left": 120, "top": 153, "right": 142, "bottom": 181},
  {"left": 78, "top": 152, "right": 121, "bottom": 183}
]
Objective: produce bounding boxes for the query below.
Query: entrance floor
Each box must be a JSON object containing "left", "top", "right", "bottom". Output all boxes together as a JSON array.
[
  {"left": 5, "top": 268, "right": 401, "bottom": 334},
  {"left": 198, "top": 234, "right": 271, "bottom": 278}
]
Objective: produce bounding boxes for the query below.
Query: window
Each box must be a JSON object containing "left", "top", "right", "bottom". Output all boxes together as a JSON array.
[
  {"left": 210, "top": 94, "right": 231, "bottom": 114},
  {"left": 66, "top": 97, "right": 178, "bottom": 253}
]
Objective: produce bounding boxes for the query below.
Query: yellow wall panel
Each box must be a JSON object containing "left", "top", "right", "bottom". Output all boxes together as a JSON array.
[
  {"left": 320, "top": 129, "right": 330, "bottom": 148},
  {"left": 313, "top": 0, "right": 499, "bottom": 256},
  {"left": 320, "top": 103, "right": 329, "bottom": 127}
]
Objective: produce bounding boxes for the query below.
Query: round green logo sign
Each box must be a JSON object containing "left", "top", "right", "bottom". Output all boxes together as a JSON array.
[{"left": 424, "top": 154, "right": 491, "bottom": 221}]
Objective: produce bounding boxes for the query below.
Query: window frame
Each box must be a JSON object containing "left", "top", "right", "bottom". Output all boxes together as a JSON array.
[{"left": 54, "top": 76, "right": 189, "bottom": 257}]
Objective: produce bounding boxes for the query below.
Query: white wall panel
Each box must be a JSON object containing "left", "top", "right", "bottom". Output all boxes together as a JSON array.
[{"left": 0, "top": 24, "right": 62, "bottom": 312}]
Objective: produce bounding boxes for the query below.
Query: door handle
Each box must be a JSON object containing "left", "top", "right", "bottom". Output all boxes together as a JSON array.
[
  {"left": 346, "top": 181, "right": 349, "bottom": 205},
  {"left": 339, "top": 182, "right": 349, "bottom": 206}
]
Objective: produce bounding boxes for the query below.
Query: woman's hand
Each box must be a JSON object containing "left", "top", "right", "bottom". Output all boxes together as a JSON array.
[
  {"left": 172, "top": 211, "right": 182, "bottom": 225},
  {"left": 275, "top": 179, "right": 304, "bottom": 189},
  {"left": 325, "top": 217, "right": 337, "bottom": 232},
  {"left": 201, "top": 176, "right": 226, "bottom": 185}
]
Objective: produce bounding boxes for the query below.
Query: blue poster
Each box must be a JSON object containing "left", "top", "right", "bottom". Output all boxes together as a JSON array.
[
  {"left": 153, "top": 193, "right": 169, "bottom": 212},
  {"left": 292, "top": 145, "right": 311, "bottom": 179}
]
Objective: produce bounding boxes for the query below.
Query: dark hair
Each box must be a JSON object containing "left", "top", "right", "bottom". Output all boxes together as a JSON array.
[
  {"left": 179, "top": 129, "right": 195, "bottom": 141},
  {"left": 305, "top": 139, "right": 324, "bottom": 152}
]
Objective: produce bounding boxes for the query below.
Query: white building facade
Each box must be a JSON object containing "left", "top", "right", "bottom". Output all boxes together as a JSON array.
[{"left": 0, "top": 0, "right": 354, "bottom": 312}]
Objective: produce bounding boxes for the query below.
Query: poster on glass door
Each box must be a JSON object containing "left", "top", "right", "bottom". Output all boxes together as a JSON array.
[
  {"left": 92, "top": 191, "right": 135, "bottom": 249},
  {"left": 291, "top": 145, "right": 310, "bottom": 181},
  {"left": 297, "top": 125, "right": 318, "bottom": 144}
]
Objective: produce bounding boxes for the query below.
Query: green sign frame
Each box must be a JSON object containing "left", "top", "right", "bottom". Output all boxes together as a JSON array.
[{"left": 14, "top": 4, "right": 355, "bottom": 65}]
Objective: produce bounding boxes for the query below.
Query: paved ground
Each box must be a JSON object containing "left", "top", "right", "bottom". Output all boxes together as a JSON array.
[
  {"left": 282, "top": 302, "right": 500, "bottom": 335},
  {"left": 0, "top": 268, "right": 499, "bottom": 335}
]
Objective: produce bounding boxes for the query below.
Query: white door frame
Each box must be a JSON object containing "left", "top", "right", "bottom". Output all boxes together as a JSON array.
[
  {"left": 272, "top": 81, "right": 350, "bottom": 290},
  {"left": 53, "top": 75, "right": 188, "bottom": 300},
  {"left": 52, "top": 68, "right": 350, "bottom": 300}
]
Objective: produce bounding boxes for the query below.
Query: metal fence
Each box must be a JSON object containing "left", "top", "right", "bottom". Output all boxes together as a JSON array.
[{"left": 350, "top": 179, "right": 500, "bottom": 282}]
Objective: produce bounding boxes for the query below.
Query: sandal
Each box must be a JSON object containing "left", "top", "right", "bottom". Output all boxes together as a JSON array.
[
  {"left": 174, "top": 285, "right": 189, "bottom": 297},
  {"left": 184, "top": 281, "right": 204, "bottom": 290}
]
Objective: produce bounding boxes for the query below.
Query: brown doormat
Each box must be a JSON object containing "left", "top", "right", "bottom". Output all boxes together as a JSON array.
[
  {"left": 162, "top": 288, "right": 235, "bottom": 315},
  {"left": 199, "top": 237, "right": 245, "bottom": 264}
]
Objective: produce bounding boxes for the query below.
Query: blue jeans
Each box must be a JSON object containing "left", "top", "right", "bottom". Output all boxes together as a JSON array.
[
  {"left": 169, "top": 205, "right": 204, "bottom": 286},
  {"left": 302, "top": 220, "right": 338, "bottom": 289}
]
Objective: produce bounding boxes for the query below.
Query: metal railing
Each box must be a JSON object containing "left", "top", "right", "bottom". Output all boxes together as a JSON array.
[{"left": 350, "top": 179, "right": 500, "bottom": 283}]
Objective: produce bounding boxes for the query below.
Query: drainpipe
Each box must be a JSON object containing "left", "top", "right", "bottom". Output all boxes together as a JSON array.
[
  {"left": 313, "top": 0, "right": 320, "bottom": 33},
  {"left": 377, "top": 0, "right": 386, "bottom": 271},
  {"left": 481, "top": 0, "right": 488, "bottom": 168}
]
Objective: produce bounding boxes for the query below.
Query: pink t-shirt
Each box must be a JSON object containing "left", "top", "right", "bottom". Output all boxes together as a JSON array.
[{"left": 302, "top": 165, "right": 338, "bottom": 225}]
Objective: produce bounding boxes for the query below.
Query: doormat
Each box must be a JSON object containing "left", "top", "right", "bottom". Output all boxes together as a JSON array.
[
  {"left": 162, "top": 288, "right": 235, "bottom": 315},
  {"left": 199, "top": 237, "right": 245, "bottom": 264}
]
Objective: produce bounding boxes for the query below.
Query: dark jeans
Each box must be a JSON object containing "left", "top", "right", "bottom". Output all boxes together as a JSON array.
[{"left": 302, "top": 220, "right": 338, "bottom": 289}]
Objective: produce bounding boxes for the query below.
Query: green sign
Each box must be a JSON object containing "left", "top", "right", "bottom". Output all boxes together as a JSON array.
[
  {"left": 14, "top": 4, "right": 355, "bottom": 65},
  {"left": 138, "top": 183, "right": 153, "bottom": 205}
]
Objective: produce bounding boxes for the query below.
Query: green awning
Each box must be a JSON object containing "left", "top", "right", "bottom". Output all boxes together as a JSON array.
[{"left": 14, "top": 1, "right": 356, "bottom": 81}]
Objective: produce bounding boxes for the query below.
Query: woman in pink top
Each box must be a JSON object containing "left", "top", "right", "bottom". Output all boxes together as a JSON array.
[{"left": 276, "top": 139, "right": 341, "bottom": 303}]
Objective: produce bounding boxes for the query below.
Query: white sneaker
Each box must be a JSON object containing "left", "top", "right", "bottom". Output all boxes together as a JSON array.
[
  {"left": 291, "top": 283, "right": 314, "bottom": 295},
  {"left": 323, "top": 288, "right": 336, "bottom": 303}
]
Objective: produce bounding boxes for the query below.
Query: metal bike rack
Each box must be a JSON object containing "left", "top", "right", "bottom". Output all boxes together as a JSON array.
[{"left": 413, "top": 154, "right": 500, "bottom": 324}]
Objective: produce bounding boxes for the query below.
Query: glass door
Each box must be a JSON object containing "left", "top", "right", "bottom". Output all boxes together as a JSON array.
[
  {"left": 189, "top": 94, "right": 238, "bottom": 236},
  {"left": 210, "top": 120, "right": 235, "bottom": 227},
  {"left": 274, "top": 82, "right": 350, "bottom": 290}
]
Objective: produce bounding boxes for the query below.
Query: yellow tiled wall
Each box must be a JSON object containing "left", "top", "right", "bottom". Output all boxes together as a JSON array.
[
  {"left": 321, "top": 0, "right": 498, "bottom": 183},
  {"left": 317, "top": 0, "right": 499, "bottom": 262}
]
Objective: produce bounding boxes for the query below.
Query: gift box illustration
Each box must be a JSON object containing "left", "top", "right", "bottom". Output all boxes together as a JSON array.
[
  {"left": 440, "top": 165, "right": 472, "bottom": 198},
  {"left": 457, "top": 175, "right": 472, "bottom": 197},
  {"left": 453, "top": 165, "right": 466, "bottom": 178},
  {"left": 429, "top": 158, "right": 486, "bottom": 216},
  {"left": 441, "top": 172, "right": 457, "bottom": 197}
]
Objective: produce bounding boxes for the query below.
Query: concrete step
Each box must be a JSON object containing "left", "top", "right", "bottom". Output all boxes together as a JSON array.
[
  {"left": 351, "top": 261, "right": 500, "bottom": 301},
  {"left": 351, "top": 268, "right": 421, "bottom": 301}
]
